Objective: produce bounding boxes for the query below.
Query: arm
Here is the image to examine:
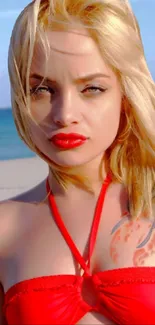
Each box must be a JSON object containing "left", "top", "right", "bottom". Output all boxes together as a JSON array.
[
  {"left": 0, "top": 201, "right": 16, "bottom": 325},
  {"left": 0, "top": 284, "right": 7, "bottom": 325}
]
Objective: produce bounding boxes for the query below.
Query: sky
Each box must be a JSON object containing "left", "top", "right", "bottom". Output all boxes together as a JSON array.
[{"left": 0, "top": 0, "right": 155, "bottom": 108}]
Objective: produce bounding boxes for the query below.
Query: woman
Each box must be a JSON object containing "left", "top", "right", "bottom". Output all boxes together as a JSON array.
[{"left": 0, "top": 0, "right": 155, "bottom": 324}]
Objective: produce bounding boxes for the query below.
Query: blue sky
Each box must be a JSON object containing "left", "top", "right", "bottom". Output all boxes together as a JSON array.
[{"left": 0, "top": 0, "right": 155, "bottom": 108}]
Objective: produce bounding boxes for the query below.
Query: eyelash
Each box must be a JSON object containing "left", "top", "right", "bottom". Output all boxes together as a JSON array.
[
  {"left": 82, "top": 86, "right": 107, "bottom": 95},
  {"left": 30, "top": 85, "right": 107, "bottom": 97},
  {"left": 30, "top": 86, "right": 55, "bottom": 96}
]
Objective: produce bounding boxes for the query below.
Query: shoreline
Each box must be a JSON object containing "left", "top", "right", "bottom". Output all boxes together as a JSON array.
[{"left": 0, "top": 157, "right": 48, "bottom": 201}]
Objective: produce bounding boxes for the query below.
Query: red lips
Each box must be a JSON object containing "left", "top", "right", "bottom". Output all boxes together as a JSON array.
[{"left": 49, "top": 133, "right": 87, "bottom": 149}]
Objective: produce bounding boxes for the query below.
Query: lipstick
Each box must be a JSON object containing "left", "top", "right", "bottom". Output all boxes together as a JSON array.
[{"left": 49, "top": 133, "right": 87, "bottom": 149}]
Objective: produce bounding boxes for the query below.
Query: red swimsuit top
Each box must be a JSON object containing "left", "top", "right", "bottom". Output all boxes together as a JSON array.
[{"left": 3, "top": 174, "right": 155, "bottom": 325}]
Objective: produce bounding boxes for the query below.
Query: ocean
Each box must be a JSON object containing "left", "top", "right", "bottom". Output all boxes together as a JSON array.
[{"left": 0, "top": 108, "right": 36, "bottom": 161}]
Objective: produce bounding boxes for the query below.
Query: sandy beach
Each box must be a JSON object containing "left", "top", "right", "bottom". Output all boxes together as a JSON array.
[{"left": 0, "top": 157, "right": 48, "bottom": 201}]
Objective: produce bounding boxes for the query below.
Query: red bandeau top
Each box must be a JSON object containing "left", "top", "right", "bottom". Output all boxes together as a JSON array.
[{"left": 3, "top": 173, "right": 155, "bottom": 324}]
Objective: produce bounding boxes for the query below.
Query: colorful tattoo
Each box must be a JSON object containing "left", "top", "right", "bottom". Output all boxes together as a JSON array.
[
  {"left": 111, "top": 213, "right": 129, "bottom": 235},
  {"left": 110, "top": 212, "right": 155, "bottom": 266},
  {"left": 136, "top": 219, "right": 155, "bottom": 248}
]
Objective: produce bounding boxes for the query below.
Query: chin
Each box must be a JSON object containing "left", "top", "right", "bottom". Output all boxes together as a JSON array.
[
  {"left": 48, "top": 156, "right": 86, "bottom": 168},
  {"left": 40, "top": 143, "right": 104, "bottom": 168},
  {"left": 44, "top": 150, "right": 92, "bottom": 168}
]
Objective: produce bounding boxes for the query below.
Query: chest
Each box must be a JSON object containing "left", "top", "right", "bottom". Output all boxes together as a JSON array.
[{"left": 2, "top": 188, "right": 155, "bottom": 294}]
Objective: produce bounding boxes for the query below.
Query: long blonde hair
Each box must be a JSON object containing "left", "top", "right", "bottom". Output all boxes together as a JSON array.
[{"left": 8, "top": 0, "right": 155, "bottom": 218}]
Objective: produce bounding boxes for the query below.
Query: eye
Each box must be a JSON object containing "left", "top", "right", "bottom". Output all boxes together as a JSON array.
[
  {"left": 30, "top": 86, "right": 55, "bottom": 96},
  {"left": 82, "top": 86, "right": 107, "bottom": 95}
]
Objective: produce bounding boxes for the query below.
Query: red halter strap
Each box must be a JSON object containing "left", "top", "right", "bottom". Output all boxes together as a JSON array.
[{"left": 46, "top": 173, "right": 111, "bottom": 276}]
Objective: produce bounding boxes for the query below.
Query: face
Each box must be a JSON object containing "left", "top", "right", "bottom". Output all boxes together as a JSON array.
[{"left": 29, "top": 27, "right": 123, "bottom": 168}]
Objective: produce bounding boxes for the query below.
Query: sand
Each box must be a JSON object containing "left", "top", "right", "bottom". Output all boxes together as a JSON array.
[{"left": 0, "top": 157, "right": 48, "bottom": 201}]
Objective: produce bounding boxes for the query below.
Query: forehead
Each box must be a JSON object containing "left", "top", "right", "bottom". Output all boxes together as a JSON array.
[
  {"left": 31, "top": 28, "right": 114, "bottom": 80},
  {"left": 46, "top": 28, "right": 97, "bottom": 54}
]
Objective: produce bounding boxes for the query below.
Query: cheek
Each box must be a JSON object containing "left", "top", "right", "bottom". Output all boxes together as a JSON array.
[
  {"left": 28, "top": 119, "right": 47, "bottom": 150},
  {"left": 30, "top": 101, "right": 51, "bottom": 124},
  {"left": 91, "top": 96, "right": 122, "bottom": 136}
]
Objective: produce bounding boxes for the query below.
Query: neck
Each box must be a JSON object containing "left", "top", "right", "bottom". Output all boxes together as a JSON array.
[{"left": 48, "top": 155, "right": 108, "bottom": 198}]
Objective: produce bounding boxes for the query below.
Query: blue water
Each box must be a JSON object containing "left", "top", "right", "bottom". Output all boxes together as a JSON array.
[{"left": 0, "top": 108, "right": 36, "bottom": 160}]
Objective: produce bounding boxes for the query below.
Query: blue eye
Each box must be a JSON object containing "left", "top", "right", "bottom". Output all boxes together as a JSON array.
[
  {"left": 30, "top": 86, "right": 55, "bottom": 96},
  {"left": 82, "top": 86, "right": 106, "bottom": 95}
]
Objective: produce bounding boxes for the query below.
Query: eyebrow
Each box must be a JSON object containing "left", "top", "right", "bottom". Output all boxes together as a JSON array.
[
  {"left": 75, "top": 73, "right": 110, "bottom": 83},
  {"left": 29, "top": 74, "right": 54, "bottom": 84},
  {"left": 29, "top": 72, "right": 111, "bottom": 83}
]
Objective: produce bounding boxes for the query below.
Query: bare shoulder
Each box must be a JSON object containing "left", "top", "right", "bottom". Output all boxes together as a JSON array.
[
  {"left": 0, "top": 200, "right": 22, "bottom": 296},
  {"left": 0, "top": 199, "right": 40, "bottom": 281},
  {"left": 0, "top": 180, "right": 47, "bottom": 243},
  {"left": 0, "top": 199, "right": 19, "bottom": 225},
  {"left": 0, "top": 200, "right": 23, "bottom": 254},
  {"left": 0, "top": 196, "right": 46, "bottom": 255}
]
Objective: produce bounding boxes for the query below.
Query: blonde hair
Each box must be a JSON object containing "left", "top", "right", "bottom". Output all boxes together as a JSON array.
[{"left": 8, "top": 0, "right": 155, "bottom": 218}]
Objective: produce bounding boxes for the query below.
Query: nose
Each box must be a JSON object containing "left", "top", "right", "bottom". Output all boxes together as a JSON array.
[{"left": 53, "top": 90, "right": 82, "bottom": 127}]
